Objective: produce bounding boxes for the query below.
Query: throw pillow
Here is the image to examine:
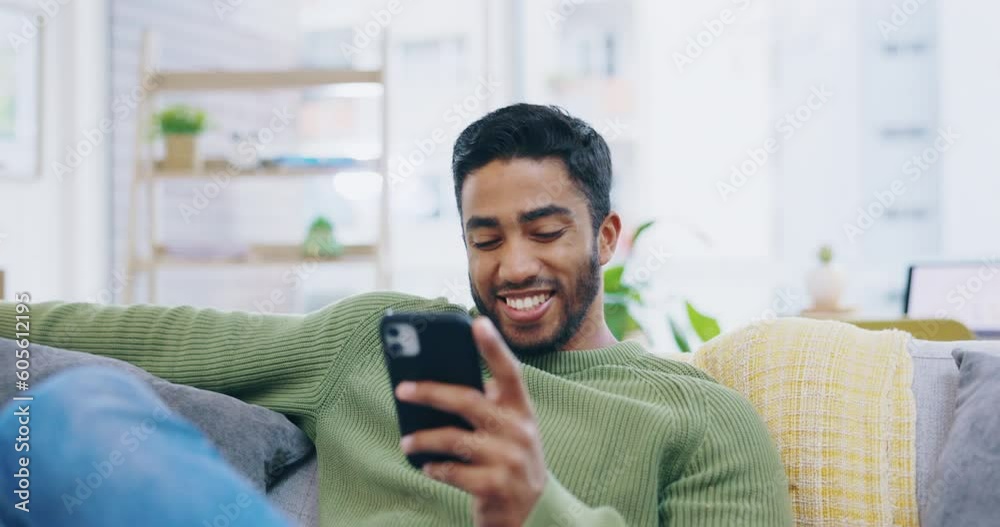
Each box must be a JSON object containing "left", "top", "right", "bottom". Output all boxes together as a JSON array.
[{"left": 923, "top": 349, "right": 1000, "bottom": 527}]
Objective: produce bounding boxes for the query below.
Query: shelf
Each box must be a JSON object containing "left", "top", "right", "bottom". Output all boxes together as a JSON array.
[
  {"left": 125, "top": 30, "right": 392, "bottom": 304},
  {"left": 141, "top": 243, "right": 378, "bottom": 269},
  {"left": 152, "top": 159, "right": 380, "bottom": 180},
  {"left": 153, "top": 68, "right": 383, "bottom": 92}
]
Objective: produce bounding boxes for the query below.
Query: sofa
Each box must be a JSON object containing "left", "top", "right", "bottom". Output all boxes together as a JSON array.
[
  {"left": 268, "top": 335, "right": 1000, "bottom": 526},
  {"left": 3, "top": 333, "right": 997, "bottom": 526}
]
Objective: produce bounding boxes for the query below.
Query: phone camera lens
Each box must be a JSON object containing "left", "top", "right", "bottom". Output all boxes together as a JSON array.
[
  {"left": 387, "top": 327, "right": 399, "bottom": 338},
  {"left": 389, "top": 343, "right": 403, "bottom": 355}
]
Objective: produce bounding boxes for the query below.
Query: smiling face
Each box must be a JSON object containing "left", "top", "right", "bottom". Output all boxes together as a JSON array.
[{"left": 461, "top": 157, "right": 620, "bottom": 356}]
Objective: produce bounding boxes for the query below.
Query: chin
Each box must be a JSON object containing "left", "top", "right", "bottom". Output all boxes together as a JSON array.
[{"left": 499, "top": 324, "right": 563, "bottom": 357}]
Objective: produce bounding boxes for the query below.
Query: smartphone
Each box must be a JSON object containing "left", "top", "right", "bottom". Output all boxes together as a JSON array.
[{"left": 380, "top": 311, "right": 485, "bottom": 469}]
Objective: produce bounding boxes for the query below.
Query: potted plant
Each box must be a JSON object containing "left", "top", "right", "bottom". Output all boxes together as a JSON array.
[
  {"left": 303, "top": 216, "right": 343, "bottom": 258},
  {"left": 603, "top": 221, "right": 722, "bottom": 352},
  {"left": 154, "top": 104, "right": 207, "bottom": 170}
]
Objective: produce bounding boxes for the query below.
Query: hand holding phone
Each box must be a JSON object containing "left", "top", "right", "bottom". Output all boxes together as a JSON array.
[
  {"left": 384, "top": 315, "right": 550, "bottom": 526},
  {"left": 381, "top": 311, "right": 485, "bottom": 469}
]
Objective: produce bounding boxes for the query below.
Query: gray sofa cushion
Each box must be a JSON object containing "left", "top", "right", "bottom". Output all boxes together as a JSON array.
[
  {"left": 909, "top": 339, "right": 1000, "bottom": 516},
  {"left": 922, "top": 349, "right": 1000, "bottom": 526},
  {"left": 0, "top": 338, "right": 314, "bottom": 492},
  {"left": 268, "top": 455, "right": 320, "bottom": 527}
]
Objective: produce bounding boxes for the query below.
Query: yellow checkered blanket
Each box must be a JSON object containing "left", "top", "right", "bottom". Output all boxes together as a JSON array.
[{"left": 692, "top": 318, "right": 917, "bottom": 526}]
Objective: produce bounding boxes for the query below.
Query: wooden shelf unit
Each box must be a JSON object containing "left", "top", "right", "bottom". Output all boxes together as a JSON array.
[
  {"left": 151, "top": 159, "right": 381, "bottom": 180},
  {"left": 124, "top": 31, "right": 391, "bottom": 304},
  {"left": 136, "top": 243, "right": 378, "bottom": 270}
]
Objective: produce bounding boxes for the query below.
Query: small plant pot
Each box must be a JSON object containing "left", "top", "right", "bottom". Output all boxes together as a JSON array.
[{"left": 162, "top": 134, "right": 202, "bottom": 171}]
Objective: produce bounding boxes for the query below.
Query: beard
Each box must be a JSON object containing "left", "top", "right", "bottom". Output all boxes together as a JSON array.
[{"left": 470, "top": 249, "right": 602, "bottom": 358}]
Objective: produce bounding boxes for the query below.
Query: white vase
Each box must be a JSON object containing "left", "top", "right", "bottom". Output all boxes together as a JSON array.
[{"left": 806, "top": 264, "right": 846, "bottom": 311}]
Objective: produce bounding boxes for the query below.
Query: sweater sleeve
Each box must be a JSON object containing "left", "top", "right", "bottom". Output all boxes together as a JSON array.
[
  {"left": 660, "top": 384, "right": 793, "bottom": 526},
  {"left": 0, "top": 292, "right": 419, "bottom": 423},
  {"left": 523, "top": 476, "right": 629, "bottom": 526}
]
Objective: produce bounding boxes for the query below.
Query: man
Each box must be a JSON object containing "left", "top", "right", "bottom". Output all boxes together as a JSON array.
[{"left": 0, "top": 104, "right": 791, "bottom": 526}]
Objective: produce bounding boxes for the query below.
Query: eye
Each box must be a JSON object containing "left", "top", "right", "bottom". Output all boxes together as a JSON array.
[
  {"left": 534, "top": 229, "right": 567, "bottom": 241},
  {"left": 472, "top": 238, "right": 501, "bottom": 250}
]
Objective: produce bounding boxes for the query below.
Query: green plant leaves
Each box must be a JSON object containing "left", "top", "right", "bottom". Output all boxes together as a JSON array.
[
  {"left": 632, "top": 220, "right": 656, "bottom": 246},
  {"left": 604, "top": 265, "right": 626, "bottom": 293},
  {"left": 668, "top": 316, "right": 691, "bottom": 353},
  {"left": 605, "top": 302, "right": 642, "bottom": 340},
  {"left": 685, "top": 301, "right": 721, "bottom": 343},
  {"left": 601, "top": 219, "right": 724, "bottom": 350},
  {"left": 154, "top": 104, "right": 207, "bottom": 135}
]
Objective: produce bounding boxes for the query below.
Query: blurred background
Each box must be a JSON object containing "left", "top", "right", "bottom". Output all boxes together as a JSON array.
[{"left": 0, "top": 0, "right": 997, "bottom": 352}]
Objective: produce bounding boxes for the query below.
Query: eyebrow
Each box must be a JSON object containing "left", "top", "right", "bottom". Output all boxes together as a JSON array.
[
  {"left": 466, "top": 216, "right": 500, "bottom": 230},
  {"left": 465, "top": 205, "right": 574, "bottom": 231},
  {"left": 519, "top": 205, "right": 574, "bottom": 223}
]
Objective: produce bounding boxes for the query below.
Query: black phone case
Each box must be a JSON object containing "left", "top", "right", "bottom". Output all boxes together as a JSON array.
[{"left": 380, "top": 311, "right": 484, "bottom": 469}]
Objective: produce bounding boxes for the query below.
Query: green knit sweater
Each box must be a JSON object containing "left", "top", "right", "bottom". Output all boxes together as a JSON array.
[{"left": 0, "top": 292, "right": 791, "bottom": 526}]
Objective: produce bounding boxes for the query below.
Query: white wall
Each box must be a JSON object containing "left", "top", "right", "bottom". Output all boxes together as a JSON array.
[
  {"left": 940, "top": 0, "right": 1000, "bottom": 258},
  {"left": 0, "top": 0, "right": 110, "bottom": 302}
]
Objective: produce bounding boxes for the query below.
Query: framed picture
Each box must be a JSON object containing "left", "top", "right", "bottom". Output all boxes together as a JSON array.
[{"left": 0, "top": 6, "right": 41, "bottom": 180}]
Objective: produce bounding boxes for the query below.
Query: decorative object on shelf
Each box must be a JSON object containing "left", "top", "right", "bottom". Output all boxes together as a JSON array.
[
  {"left": 153, "top": 104, "right": 207, "bottom": 171},
  {"left": 806, "top": 245, "right": 847, "bottom": 312},
  {"left": 302, "top": 216, "right": 343, "bottom": 258},
  {"left": 603, "top": 220, "right": 722, "bottom": 352}
]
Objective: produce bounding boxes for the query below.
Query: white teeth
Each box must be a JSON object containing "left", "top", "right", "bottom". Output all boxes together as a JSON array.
[{"left": 505, "top": 294, "right": 551, "bottom": 311}]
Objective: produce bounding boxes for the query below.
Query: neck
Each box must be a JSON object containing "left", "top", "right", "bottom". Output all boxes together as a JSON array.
[{"left": 560, "top": 299, "right": 619, "bottom": 351}]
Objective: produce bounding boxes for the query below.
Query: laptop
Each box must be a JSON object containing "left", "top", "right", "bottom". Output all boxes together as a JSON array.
[{"left": 905, "top": 262, "right": 1000, "bottom": 339}]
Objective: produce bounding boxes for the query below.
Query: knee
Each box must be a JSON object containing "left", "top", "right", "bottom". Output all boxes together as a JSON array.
[
  {"left": 35, "top": 366, "right": 156, "bottom": 409},
  {"left": 3, "top": 366, "right": 170, "bottom": 456}
]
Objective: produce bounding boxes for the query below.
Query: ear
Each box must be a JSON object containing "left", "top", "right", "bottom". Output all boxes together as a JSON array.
[{"left": 597, "top": 212, "right": 622, "bottom": 266}]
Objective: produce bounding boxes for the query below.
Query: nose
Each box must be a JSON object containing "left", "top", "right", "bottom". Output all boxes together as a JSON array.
[{"left": 498, "top": 240, "right": 542, "bottom": 287}]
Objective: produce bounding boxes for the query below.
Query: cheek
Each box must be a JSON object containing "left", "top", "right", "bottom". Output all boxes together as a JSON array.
[
  {"left": 468, "top": 254, "right": 494, "bottom": 287},
  {"left": 544, "top": 241, "right": 590, "bottom": 278}
]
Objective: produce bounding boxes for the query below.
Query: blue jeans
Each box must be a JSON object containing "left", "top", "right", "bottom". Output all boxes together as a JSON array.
[{"left": 0, "top": 367, "right": 289, "bottom": 527}]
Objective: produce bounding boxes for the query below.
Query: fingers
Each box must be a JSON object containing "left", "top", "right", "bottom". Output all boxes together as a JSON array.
[
  {"left": 472, "top": 318, "right": 529, "bottom": 407},
  {"left": 484, "top": 379, "right": 500, "bottom": 401},
  {"left": 423, "top": 462, "right": 512, "bottom": 499},
  {"left": 400, "top": 427, "right": 508, "bottom": 464}
]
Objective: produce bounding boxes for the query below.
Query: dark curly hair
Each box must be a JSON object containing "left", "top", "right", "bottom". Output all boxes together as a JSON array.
[{"left": 451, "top": 103, "right": 613, "bottom": 233}]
